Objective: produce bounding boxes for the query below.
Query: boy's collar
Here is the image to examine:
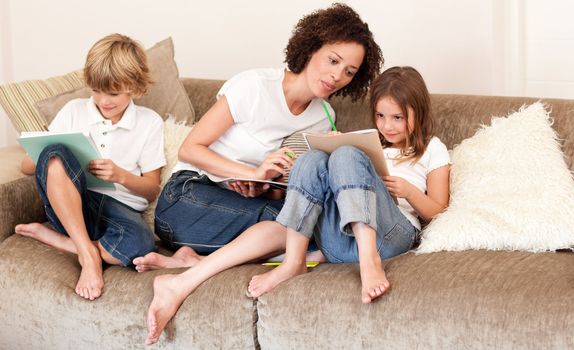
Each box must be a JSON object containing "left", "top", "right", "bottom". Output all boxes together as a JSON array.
[{"left": 86, "top": 97, "right": 136, "bottom": 130}]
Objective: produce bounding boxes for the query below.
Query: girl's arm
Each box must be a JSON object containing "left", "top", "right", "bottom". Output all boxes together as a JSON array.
[{"left": 382, "top": 165, "right": 450, "bottom": 222}]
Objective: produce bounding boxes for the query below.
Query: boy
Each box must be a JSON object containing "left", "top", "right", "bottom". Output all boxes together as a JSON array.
[{"left": 16, "top": 33, "right": 165, "bottom": 300}]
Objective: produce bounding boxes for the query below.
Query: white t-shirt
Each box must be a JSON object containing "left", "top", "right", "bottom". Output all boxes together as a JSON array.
[
  {"left": 383, "top": 136, "right": 450, "bottom": 230},
  {"left": 49, "top": 97, "right": 166, "bottom": 211},
  {"left": 172, "top": 68, "right": 334, "bottom": 175}
]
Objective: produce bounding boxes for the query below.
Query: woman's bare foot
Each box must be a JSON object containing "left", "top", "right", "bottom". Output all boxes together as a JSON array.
[
  {"left": 248, "top": 262, "right": 307, "bottom": 298},
  {"left": 76, "top": 250, "right": 104, "bottom": 301},
  {"left": 359, "top": 257, "right": 390, "bottom": 304},
  {"left": 134, "top": 246, "right": 203, "bottom": 272},
  {"left": 145, "top": 274, "right": 190, "bottom": 345},
  {"left": 305, "top": 249, "right": 327, "bottom": 263}
]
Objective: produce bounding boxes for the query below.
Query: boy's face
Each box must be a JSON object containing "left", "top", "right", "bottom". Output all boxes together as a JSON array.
[{"left": 91, "top": 89, "right": 132, "bottom": 123}]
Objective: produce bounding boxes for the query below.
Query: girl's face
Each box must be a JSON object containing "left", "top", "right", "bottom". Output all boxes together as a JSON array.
[
  {"left": 304, "top": 42, "right": 365, "bottom": 98},
  {"left": 375, "top": 96, "right": 415, "bottom": 148},
  {"left": 91, "top": 89, "right": 132, "bottom": 123}
]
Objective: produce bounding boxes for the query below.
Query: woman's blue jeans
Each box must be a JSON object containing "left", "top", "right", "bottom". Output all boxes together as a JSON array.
[
  {"left": 275, "top": 146, "right": 418, "bottom": 263},
  {"left": 34, "top": 144, "right": 156, "bottom": 266},
  {"left": 154, "top": 170, "right": 284, "bottom": 254}
]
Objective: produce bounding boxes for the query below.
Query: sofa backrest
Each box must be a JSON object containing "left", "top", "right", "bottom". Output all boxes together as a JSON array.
[{"left": 180, "top": 78, "right": 574, "bottom": 172}]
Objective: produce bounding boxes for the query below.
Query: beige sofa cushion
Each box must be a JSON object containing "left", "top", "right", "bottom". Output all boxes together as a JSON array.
[{"left": 1, "top": 37, "right": 195, "bottom": 132}]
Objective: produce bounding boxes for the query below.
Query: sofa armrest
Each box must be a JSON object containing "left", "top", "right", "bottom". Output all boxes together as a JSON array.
[{"left": 0, "top": 145, "right": 45, "bottom": 243}]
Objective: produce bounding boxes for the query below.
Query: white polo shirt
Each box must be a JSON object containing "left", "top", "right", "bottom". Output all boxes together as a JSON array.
[{"left": 49, "top": 97, "right": 166, "bottom": 211}]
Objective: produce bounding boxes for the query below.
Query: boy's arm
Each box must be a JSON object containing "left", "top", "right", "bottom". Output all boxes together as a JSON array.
[
  {"left": 88, "top": 159, "right": 161, "bottom": 203},
  {"left": 21, "top": 155, "right": 36, "bottom": 175}
]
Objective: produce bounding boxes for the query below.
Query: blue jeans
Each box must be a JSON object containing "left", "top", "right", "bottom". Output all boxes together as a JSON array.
[
  {"left": 35, "top": 144, "right": 156, "bottom": 266},
  {"left": 154, "top": 170, "right": 284, "bottom": 254},
  {"left": 276, "top": 146, "right": 418, "bottom": 263}
]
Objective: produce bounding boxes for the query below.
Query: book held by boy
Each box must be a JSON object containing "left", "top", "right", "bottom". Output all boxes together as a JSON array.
[{"left": 17, "top": 131, "right": 115, "bottom": 189}]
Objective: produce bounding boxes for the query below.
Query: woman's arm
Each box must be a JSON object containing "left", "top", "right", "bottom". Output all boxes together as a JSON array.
[{"left": 382, "top": 165, "right": 450, "bottom": 222}]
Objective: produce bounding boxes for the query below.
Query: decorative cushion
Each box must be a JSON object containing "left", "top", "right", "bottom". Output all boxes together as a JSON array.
[
  {"left": 1, "top": 37, "right": 195, "bottom": 132},
  {"left": 278, "top": 132, "right": 310, "bottom": 184},
  {"left": 143, "top": 117, "right": 192, "bottom": 229},
  {"left": 418, "top": 102, "right": 574, "bottom": 253}
]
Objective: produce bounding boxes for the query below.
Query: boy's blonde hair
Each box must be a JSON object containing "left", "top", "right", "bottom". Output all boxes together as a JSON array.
[
  {"left": 84, "top": 33, "right": 152, "bottom": 97},
  {"left": 370, "top": 66, "right": 434, "bottom": 163}
]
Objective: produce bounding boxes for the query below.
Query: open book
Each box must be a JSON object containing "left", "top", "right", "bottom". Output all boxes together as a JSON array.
[
  {"left": 206, "top": 173, "right": 288, "bottom": 189},
  {"left": 17, "top": 131, "right": 115, "bottom": 189},
  {"left": 304, "top": 129, "right": 397, "bottom": 203}
]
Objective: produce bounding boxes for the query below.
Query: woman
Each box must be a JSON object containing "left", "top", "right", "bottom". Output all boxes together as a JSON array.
[{"left": 141, "top": 3, "right": 383, "bottom": 344}]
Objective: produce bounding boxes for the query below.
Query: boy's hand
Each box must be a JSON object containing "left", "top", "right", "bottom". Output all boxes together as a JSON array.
[
  {"left": 88, "top": 159, "right": 126, "bottom": 184},
  {"left": 382, "top": 176, "right": 414, "bottom": 199}
]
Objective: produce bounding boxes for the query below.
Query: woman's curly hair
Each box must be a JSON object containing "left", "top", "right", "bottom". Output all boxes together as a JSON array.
[{"left": 284, "top": 3, "right": 383, "bottom": 102}]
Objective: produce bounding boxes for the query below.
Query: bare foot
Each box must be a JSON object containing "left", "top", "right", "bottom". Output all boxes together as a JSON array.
[
  {"left": 248, "top": 262, "right": 307, "bottom": 298},
  {"left": 145, "top": 274, "right": 189, "bottom": 345},
  {"left": 15, "top": 223, "right": 76, "bottom": 253},
  {"left": 305, "top": 250, "right": 327, "bottom": 263},
  {"left": 134, "top": 246, "right": 203, "bottom": 272},
  {"left": 76, "top": 252, "right": 104, "bottom": 301},
  {"left": 359, "top": 258, "right": 390, "bottom": 304}
]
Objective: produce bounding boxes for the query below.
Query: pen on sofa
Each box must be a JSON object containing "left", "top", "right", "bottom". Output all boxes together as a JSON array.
[{"left": 321, "top": 100, "right": 337, "bottom": 131}]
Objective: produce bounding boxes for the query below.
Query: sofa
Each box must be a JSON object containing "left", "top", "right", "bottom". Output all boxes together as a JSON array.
[{"left": 1, "top": 77, "right": 573, "bottom": 349}]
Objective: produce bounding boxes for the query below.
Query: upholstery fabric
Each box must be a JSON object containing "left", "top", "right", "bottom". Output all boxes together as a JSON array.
[
  {"left": 257, "top": 251, "right": 574, "bottom": 349},
  {"left": 0, "top": 70, "right": 83, "bottom": 131},
  {"left": 419, "top": 102, "right": 574, "bottom": 253}
]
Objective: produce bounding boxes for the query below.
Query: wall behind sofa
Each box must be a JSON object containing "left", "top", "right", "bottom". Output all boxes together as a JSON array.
[{"left": 1, "top": 0, "right": 573, "bottom": 147}]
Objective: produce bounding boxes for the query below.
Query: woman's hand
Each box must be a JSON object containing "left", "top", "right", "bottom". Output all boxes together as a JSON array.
[
  {"left": 251, "top": 147, "right": 295, "bottom": 181},
  {"left": 382, "top": 176, "right": 415, "bottom": 199},
  {"left": 88, "top": 159, "right": 127, "bottom": 184},
  {"left": 226, "top": 181, "right": 270, "bottom": 198}
]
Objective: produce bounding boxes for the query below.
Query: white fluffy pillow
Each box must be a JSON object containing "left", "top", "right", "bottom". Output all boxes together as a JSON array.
[
  {"left": 418, "top": 102, "right": 574, "bottom": 253},
  {"left": 143, "top": 117, "right": 192, "bottom": 228}
]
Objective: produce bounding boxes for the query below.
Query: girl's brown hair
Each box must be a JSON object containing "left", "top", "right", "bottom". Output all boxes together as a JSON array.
[
  {"left": 370, "top": 66, "right": 433, "bottom": 163},
  {"left": 284, "top": 3, "right": 383, "bottom": 102},
  {"left": 84, "top": 33, "right": 152, "bottom": 97}
]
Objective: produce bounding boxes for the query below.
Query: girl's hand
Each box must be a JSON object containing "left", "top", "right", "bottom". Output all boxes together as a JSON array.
[
  {"left": 252, "top": 147, "right": 295, "bottom": 180},
  {"left": 382, "top": 176, "right": 415, "bottom": 199},
  {"left": 88, "top": 159, "right": 126, "bottom": 184},
  {"left": 226, "top": 181, "right": 270, "bottom": 198}
]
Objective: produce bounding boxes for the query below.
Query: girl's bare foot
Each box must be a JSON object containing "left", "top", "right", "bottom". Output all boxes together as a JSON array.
[
  {"left": 134, "top": 246, "right": 203, "bottom": 272},
  {"left": 76, "top": 250, "right": 104, "bottom": 301},
  {"left": 248, "top": 262, "right": 307, "bottom": 298},
  {"left": 145, "top": 274, "right": 190, "bottom": 345},
  {"left": 359, "top": 258, "right": 390, "bottom": 304}
]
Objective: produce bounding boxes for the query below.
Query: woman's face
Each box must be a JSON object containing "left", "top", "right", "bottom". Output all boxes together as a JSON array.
[{"left": 304, "top": 42, "right": 365, "bottom": 98}]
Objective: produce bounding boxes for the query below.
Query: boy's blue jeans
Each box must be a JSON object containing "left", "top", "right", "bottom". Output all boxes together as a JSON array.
[
  {"left": 34, "top": 144, "right": 156, "bottom": 266},
  {"left": 276, "top": 146, "right": 419, "bottom": 263},
  {"left": 154, "top": 170, "right": 284, "bottom": 254}
]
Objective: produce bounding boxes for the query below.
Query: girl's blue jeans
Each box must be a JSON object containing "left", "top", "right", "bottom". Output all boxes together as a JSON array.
[
  {"left": 154, "top": 170, "right": 284, "bottom": 254},
  {"left": 34, "top": 144, "right": 156, "bottom": 266},
  {"left": 275, "top": 146, "right": 419, "bottom": 263}
]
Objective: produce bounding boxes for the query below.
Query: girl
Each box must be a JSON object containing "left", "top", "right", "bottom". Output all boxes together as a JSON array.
[{"left": 248, "top": 66, "right": 451, "bottom": 303}]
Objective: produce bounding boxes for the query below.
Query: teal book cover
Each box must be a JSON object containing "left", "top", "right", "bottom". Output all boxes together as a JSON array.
[{"left": 17, "top": 131, "right": 115, "bottom": 189}]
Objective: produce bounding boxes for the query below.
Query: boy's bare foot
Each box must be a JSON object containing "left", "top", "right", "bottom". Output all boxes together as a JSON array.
[
  {"left": 248, "top": 262, "right": 307, "bottom": 298},
  {"left": 134, "top": 246, "right": 203, "bottom": 272},
  {"left": 359, "top": 258, "right": 390, "bottom": 304},
  {"left": 145, "top": 274, "right": 189, "bottom": 345},
  {"left": 76, "top": 251, "right": 104, "bottom": 301},
  {"left": 15, "top": 223, "right": 76, "bottom": 253}
]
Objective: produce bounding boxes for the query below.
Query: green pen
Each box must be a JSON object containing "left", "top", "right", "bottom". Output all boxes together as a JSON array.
[
  {"left": 285, "top": 151, "right": 296, "bottom": 159},
  {"left": 321, "top": 100, "right": 337, "bottom": 131}
]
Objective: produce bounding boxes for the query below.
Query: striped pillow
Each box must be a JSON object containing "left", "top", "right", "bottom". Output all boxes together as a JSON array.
[
  {"left": 0, "top": 70, "right": 84, "bottom": 132},
  {"left": 279, "top": 132, "right": 310, "bottom": 184}
]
